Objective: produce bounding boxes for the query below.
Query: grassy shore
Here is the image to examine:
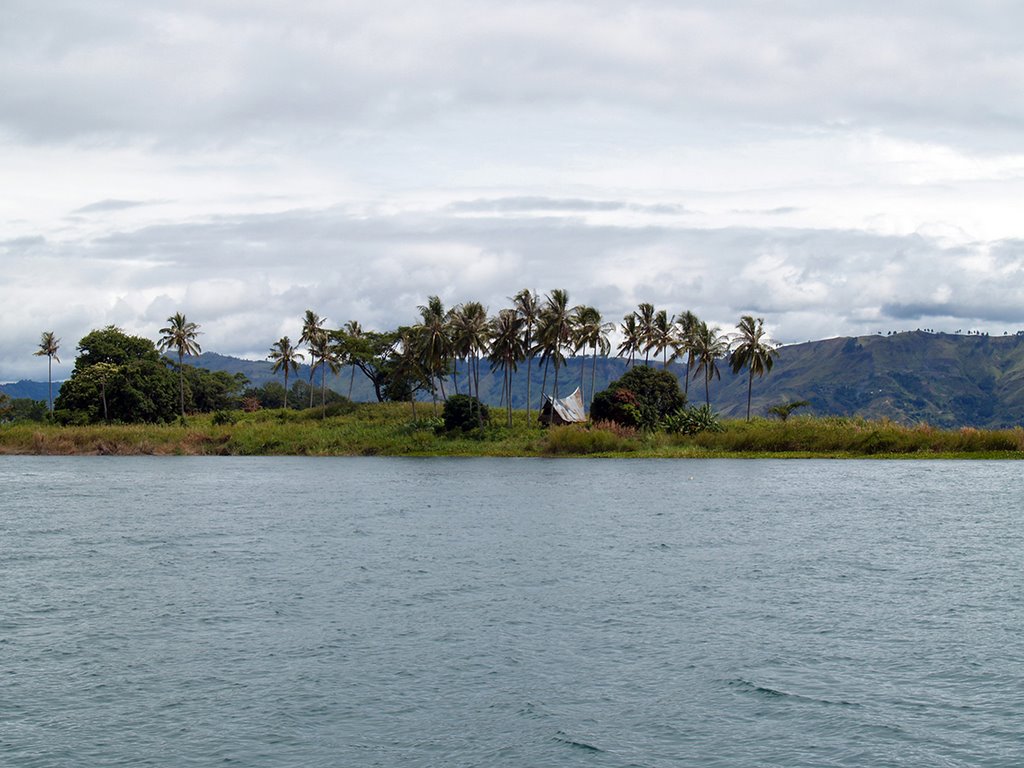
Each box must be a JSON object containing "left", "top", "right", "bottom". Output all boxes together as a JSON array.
[{"left": 1, "top": 404, "right": 1023, "bottom": 458}]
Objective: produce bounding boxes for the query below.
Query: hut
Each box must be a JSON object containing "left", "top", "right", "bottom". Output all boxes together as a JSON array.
[{"left": 539, "top": 387, "right": 587, "bottom": 425}]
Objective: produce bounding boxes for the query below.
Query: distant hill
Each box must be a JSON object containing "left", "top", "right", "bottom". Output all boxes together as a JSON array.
[
  {"left": 11, "top": 332, "right": 1024, "bottom": 427},
  {"left": 0, "top": 380, "right": 52, "bottom": 401}
]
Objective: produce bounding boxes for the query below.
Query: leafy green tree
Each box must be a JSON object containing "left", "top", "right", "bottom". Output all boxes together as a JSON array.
[
  {"left": 729, "top": 315, "right": 780, "bottom": 421},
  {"left": 34, "top": 331, "right": 60, "bottom": 413},
  {"left": 55, "top": 326, "right": 178, "bottom": 424},
  {"left": 268, "top": 336, "right": 304, "bottom": 409},
  {"left": 343, "top": 329, "right": 402, "bottom": 402},
  {"left": 590, "top": 365, "right": 685, "bottom": 429},
  {"left": 183, "top": 368, "right": 248, "bottom": 412},
  {"left": 691, "top": 320, "right": 728, "bottom": 406},
  {"left": 158, "top": 312, "right": 202, "bottom": 419},
  {"left": 2, "top": 398, "right": 48, "bottom": 422},
  {"left": 442, "top": 394, "right": 490, "bottom": 432},
  {"left": 768, "top": 399, "right": 809, "bottom": 421}
]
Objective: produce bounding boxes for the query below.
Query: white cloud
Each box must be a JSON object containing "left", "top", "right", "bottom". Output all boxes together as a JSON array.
[{"left": 3, "top": 1, "right": 1024, "bottom": 380}]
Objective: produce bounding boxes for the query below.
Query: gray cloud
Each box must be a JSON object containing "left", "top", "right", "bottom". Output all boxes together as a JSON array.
[
  {"left": 72, "top": 199, "right": 153, "bottom": 214},
  {"left": 447, "top": 197, "right": 688, "bottom": 215},
  {"left": 4, "top": 201, "right": 1023, "bottom": 379}
]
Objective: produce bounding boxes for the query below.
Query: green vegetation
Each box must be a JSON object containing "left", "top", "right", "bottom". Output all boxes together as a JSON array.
[
  {"left": 590, "top": 365, "right": 687, "bottom": 429},
  {"left": 2, "top": 406, "right": 1023, "bottom": 458}
]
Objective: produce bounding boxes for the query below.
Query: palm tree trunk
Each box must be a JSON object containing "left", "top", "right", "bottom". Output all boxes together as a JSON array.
[
  {"left": 705, "top": 370, "right": 710, "bottom": 406},
  {"left": 747, "top": 369, "right": 754, "bottom": 421},
  {"left": 348, "top": 365, "right": 356, "bottom": 399},
  {"left": 284, "top": 369, "right": 289, "bottom": 409},
  {"left": 525, "top": 351, "right": 533, "bottom": 425},
  {"left": 178, "top": 351, "right": 185, "bottom": 418},
  {"left": 47, "top": 355, "right": 53, "bottom": 413},
  {"left": 590, "top": 347, "right": 598, "bottom": 412}
]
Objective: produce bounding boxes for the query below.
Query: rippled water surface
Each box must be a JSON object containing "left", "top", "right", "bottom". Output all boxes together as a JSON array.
[{"left": 3, "top": 457, "right": 1024, "bottom": 766}]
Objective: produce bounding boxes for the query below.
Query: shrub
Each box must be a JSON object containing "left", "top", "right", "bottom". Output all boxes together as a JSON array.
[
  {"left": 663, "top": 404, "right": 724, "bottom": 435},
  {"left": 442, "top": 394, "right": 490, "bottom": 432},
  {"left": 544, "top": 424, "right": 637, "bottom": 454},
  {"left": 212, "top": 410, "right": 238, "bottom": 426}
]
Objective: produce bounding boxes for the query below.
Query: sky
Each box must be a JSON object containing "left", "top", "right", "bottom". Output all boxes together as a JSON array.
[{"left": 4, "top": 0, "right": 1024, "bottom": 381}]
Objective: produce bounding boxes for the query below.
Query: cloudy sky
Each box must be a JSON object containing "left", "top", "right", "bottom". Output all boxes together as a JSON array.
[{"left": 4, "top": 0, "right": 1024, "bottom": 381}]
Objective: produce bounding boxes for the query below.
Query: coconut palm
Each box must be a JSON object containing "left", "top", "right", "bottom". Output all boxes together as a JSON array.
[
  {"left": 299, "top": 310, "right": 326, "bottom": 408},
  {"left": 488, "top": 308, "right": 527, "bottom": 426},
  {"left": 512, "top": 289, "right": 540, "bottom": 424},
  {"left": 729, "top": 315, "right": 779, "bottom": 421},
  {"left": 537, "top": 289, "right": 575, "bottom": 423},
  {"left": 651, "top": 309, "right": 674, "bottom": 367},
  {"left": 157, "top": 312, "right": 202, "bottom": 418},
  {"left": 308, "top": 333, "right": 343, "bottom": 417},
  {"left": 268, "top": 336, "right": 304, "bottom": 409},
  {"left": 674, "top": 310, "right": 700, "bottom": 397},
  {"left": 618, "top": 314, "right": 641, "bottom": 367},
  {"left": 34, "top": 331, "right": 61, "bottom": 413},
  {"left": 342, "top": 320, "right": 363, "bottom": 399},
  {"left": 635, "top": 302, "right": 657, "bottom": 364},
  {"left": 571, "top": 305, "right": 613, "bottom": 408},
  {"left": 448, "top": 301, "right": 490, "bottom": 418},
  {"left": 415, "top": 295, "right": 451, "bottom": 407},
  {"left": 690, "top": 320, "right": 728, "bottom": 406}
]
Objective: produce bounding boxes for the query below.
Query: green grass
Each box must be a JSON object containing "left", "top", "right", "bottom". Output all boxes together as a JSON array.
[{"left": 1, "top": 407, "right": 1023, "bottom": 458}]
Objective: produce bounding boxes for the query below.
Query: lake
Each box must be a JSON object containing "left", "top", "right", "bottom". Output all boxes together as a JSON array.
[{"left": 3, "top": 457, "right": 1023, "bottom": 766}]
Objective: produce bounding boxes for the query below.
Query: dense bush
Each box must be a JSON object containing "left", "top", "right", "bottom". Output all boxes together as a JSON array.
[
  {"left": 663, "top": 404, "right": 724, "bottom": 435},
  {"left": 442, "top": 394, "right": 490, "bottom": 432},
  {"left": 590, "top": 365, "right": 686, "bottom": 429}
]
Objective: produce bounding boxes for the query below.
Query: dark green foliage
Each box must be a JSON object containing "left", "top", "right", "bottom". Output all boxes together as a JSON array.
[
  {"left": 185, "top": 368, "right": 247, "bottom": 412},
  {"left": 442, "top": 394, "right": 490, "bottom": 432},
  {"left": 590, "top": 365, "right": 686, "bottom": 429},
  {"left": 212, "top": 410, "right": 239, "bottom": 426},
  {"left": 1, "top": 398, "right": 49, "bottom": 423},
  {"left": 663, "top": 404, "right": 724, "bottom": 435},
  {"left": 54, "top": 326, "right": 180, "bottom": 424},
  {"left": 590, "top": 388, "right": 642, "bottom": 427}
]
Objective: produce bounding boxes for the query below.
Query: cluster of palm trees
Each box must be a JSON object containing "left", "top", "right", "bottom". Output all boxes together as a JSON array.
[{"left": 36, "top": 297, "right": 778, "bottom": 424}]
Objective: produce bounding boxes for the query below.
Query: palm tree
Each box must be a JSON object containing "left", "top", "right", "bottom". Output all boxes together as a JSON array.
[
  {"left": 299, "top": 310, "right": 326, "bottom": 408},
  {"left": 512, "top": 289, "right": 539, "bottom": 425},
  {"left": 342, "top": 320, "right": 363, "bottom": 399},
  {"left": 158, "top": 312, "right": 202, "bottom": 418},
  {"left": 268, "top": 336, "right": 304, "bottom": 409},
  {"left": 651, "top": 310, "right": 674, "bottom": 367},
  {"left": 448, "top": 302, "right": 490, "bottom": 423},
  {"left": 690, "top": 320, "right": 728, "bottom": 406},
  {"left": 415, "top": 296, "right": 451, "bottom": 407},
  {"left": 729, "top": 315, "right": 779, "bottom": 421},
  {"left": 635, "top": 302, "right": 656, "bottom": 364},
  {"left": 571, "top": 305, "right": 613, "bottom": 408},
  {"left": 538, "top": 289, "right": 575, "bottom": 423},
  {"left": 488, "top": 308, "right": 527, "bottom": 426},
  {"left": 674, "top": 310, "right": 700, "bottom": 398},
  {"left": 34, "top": 331, "right": 60, "bottom": 413},
  {"left": 618, "top": 314, "right": 641, "bottom": 367},
  {"left": 309, "top": 333, "right": 343, "bottom": 417}
]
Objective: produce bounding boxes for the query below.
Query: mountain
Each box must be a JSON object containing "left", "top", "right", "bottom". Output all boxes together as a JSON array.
[
  {"left": 10, "top": 331, "right": 1024, "bottom": 427},
  {"left": 709, "top": 330, "right": 1024, "bottom": 428},
  {"left": 0, "top": 380, "right": 53, "bottom": 401}
]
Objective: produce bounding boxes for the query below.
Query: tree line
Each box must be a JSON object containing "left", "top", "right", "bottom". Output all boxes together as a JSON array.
[{"left": 32, "top": 289, "right": 779, "bottom": 425}]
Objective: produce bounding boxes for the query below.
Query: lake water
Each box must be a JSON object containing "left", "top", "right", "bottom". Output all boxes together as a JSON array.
[{"left": 3, "top": 457, "right": 1023, "bottom": 767}]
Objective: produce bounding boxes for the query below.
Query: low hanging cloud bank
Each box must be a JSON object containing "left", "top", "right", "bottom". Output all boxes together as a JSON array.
[{"left": 5, "top": 200, "right": 1024, "bottom": 381}]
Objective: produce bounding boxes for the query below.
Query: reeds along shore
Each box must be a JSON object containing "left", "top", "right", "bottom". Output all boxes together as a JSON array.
[{"left": 1, "top": 404, "right": 1023, "bottom": 458}]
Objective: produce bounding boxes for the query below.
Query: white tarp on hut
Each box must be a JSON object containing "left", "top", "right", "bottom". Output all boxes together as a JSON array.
[{"left": 540, "top": 387, "right": 587, "bottom": 424}]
